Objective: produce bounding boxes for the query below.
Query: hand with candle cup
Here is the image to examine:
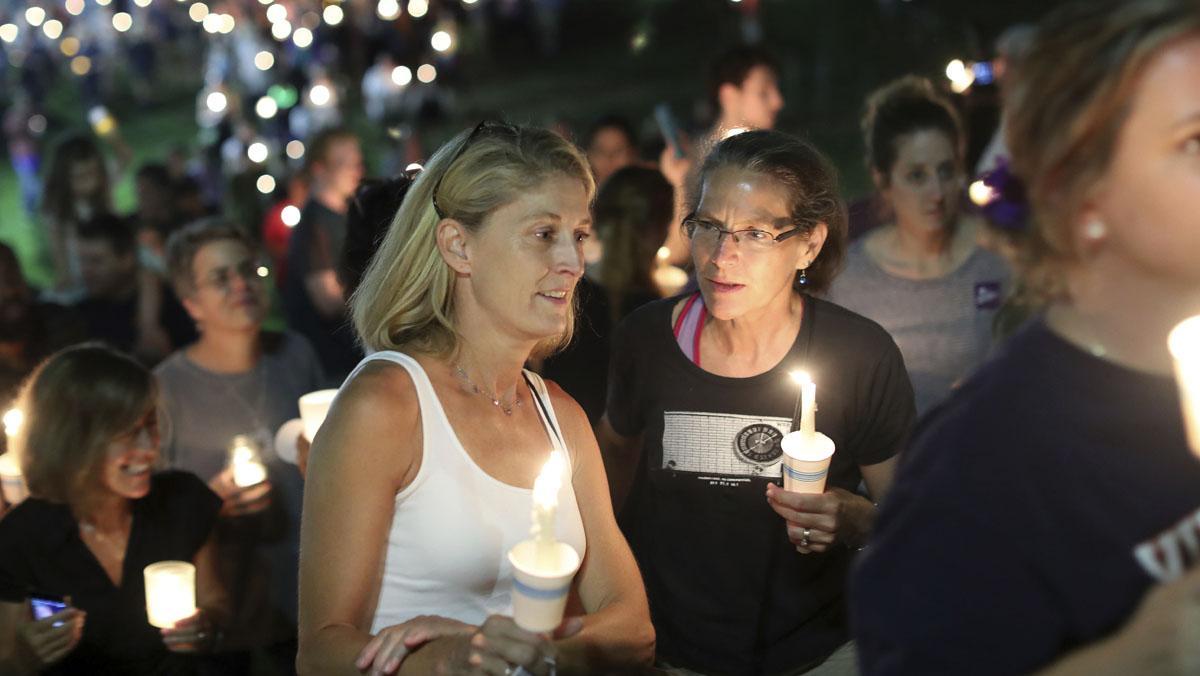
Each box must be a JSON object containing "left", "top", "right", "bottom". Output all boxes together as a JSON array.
[
  {"left": 160, "top": 608, "right": 215, "bottom": 654},
  {"left": 462, "top": 614, "right": 579, "bottom": 676},
  {"left": 207, "top": 466, "right": 273, "bottom": 518},
  {"left": 765, "top": 483, "right": 876, "bottom": 553},
  {"left": 10, "top": 605, "right": 86, "bottom": 672}
]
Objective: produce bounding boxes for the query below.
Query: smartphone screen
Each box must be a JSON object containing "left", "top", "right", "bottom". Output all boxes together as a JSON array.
[{"left": 30, "top": 597, "right": 68, "bottom": 627}]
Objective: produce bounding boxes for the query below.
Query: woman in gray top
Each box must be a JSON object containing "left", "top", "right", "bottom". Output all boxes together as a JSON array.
[
  {"left": 828, "top": 76, "right": 1010, "bottom": 415},
  {"left": 155, "top": 219, "right": 325, "bottom": 675}
]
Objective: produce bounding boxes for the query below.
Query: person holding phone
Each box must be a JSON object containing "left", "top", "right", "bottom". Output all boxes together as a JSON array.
[{"left": 0, "top": 344, "right": 229, "bottom": 675}]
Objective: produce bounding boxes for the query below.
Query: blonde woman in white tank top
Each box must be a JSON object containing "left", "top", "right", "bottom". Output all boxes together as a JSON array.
[{"left": 297, "top": 124, "right": 654, "bottom": 676}]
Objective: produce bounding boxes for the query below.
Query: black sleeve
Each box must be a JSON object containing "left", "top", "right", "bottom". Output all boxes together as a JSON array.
[
  {"left": 604, "top": 314, "right": 644, "bottom": 437},
  {"left": 0, "top": 511, "right": 32, "bottom": 603},
  {"left": 155, "top": 471, "right": 222, "bottom": 556},
  {"left": 848, "top": 335, "right": 916, "bottom": 467}
]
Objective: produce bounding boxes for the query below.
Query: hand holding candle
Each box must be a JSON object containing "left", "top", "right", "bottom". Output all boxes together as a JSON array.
[{"left": 228, "top": 435, "right": 267, "bottom": 488}]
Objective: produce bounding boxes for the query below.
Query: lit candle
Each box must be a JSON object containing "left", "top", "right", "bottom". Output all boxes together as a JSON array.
[
  {"left": 229, "top": 435, "right": 267, "bottom": 488},
  {"left": 298, "top": 389, "right": 338, "bottom": 443},
  {"left": 2, "top": 407, "right": 23, "bottom": 437},
  {"left": 144, "top": 561, "right": 196, "bottom": 628},
  {"left": 1169, "top": 315, "right": 1200, "bottom": 457},
  {"left": 789, "top": 371, "right": 816, "bottom": 441},
  {"left": 652, "top": 246, "right": 689, "bottom": 296},
  {"left": 0, "top": 452, "right": 27, "bottom": 505},
  {"left": 530, "top": 451, "right": 565, "bottom": 571}
]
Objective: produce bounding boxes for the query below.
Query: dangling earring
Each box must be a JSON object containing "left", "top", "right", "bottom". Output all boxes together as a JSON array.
[
  {"left": 1083, "top": 219, "right": 1107, "bottom": 242},
  {"left": 798, "top": 267, "right": 808, "bottom": 286}
]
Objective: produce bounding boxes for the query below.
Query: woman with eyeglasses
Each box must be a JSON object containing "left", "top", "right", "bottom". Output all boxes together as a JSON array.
[
  {"left": 599, "top": 130, "right": 915, "bottom": 675},
  {"left": 0, "top": 344, "right": 229, "bottom": 675},
  {"left": 828, "top": 76, "right": 1011, "bottom": 416},
  {"left": 155, "top": 219, "right": 325, "bottom": 674},
  {"left": 297, "top": 123, "right": 654, "bottom": 675}
]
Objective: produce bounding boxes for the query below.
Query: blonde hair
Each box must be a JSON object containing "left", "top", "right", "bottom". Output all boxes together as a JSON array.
[
  {"left": 1005, "top": 0, "right": 1200, "bottom": 300},
  {"left": 351, "top": 124, "right": 594, "bottom": 356},
  {"left": 12, "top": 344, "right": 157, "bottom": 511}
]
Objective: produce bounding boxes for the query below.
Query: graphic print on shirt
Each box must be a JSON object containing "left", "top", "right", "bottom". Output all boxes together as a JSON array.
[
  {"left": 661, "top": 411, "right": 793, "bottom": 487},
  {"left": 1133, "top": 504, "right": 1200, "bottom": 582}
]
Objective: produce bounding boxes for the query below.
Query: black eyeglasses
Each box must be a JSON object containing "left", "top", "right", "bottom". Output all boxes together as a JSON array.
[{"left": 431, "top": 120, "right": 521, "bottom": 219}]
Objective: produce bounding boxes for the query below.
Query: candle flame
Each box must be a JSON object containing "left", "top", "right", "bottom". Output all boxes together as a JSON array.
[
  {"left": 533, "top": 451, "right": 565, "bottom": 509},
  {"left": 790, "top": 370, "right": 812, "bottom": 386},
  {"left": 656, "top": 246, "right": 670, "bottom": 262},
  {"left": 1169, "top": 315, "right": 1200, "bottom": 359},
  {"left": 3, "top": 408, "right": 23, "bottom": 437}
]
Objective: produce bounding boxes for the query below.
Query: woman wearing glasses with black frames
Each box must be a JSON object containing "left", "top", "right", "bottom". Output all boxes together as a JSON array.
[
  {"left": 297, "top": 123, "right": 654, "bottom": 675},
  {"left": 599, "top": 130, "right": 915, "bottom": 675}
]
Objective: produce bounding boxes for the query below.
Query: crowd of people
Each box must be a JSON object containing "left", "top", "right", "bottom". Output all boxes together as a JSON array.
[{"left": 1, "top": 0, "right": 1199, "bottom": 674}]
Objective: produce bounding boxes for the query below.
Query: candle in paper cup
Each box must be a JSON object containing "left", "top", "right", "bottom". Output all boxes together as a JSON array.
[
  {"left": 1169, "top": 315, "right": 1200, "bottom": 457},
  {"left": 229, "top": 435, "right": 267, "bottom": 488},
  {"left": 2, "top": 407, "right": 23, "bottom": 437},
  {"left": 299, "top": 389, "right": 338, "bottom": 443},
  {"left": 0, "top": 453, "right": 27, "bottom": 505},
  {"left": 144, "top": 561, "right": 196, "bottom": 628},
  {"left": 780, "top": 431, "right": 835, "bottom": 494},
  {"left": 507, "top": 539, "right": 581, "bottom": 633}
]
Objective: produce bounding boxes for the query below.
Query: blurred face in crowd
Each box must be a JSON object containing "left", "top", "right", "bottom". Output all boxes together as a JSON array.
[
  {"left": 136, "top": 175, "right": 174, "bottom": 225},
  {"left": 691, "top": 168, "right": 821, "bottom": 321},
  {"left": 77, "top": 238, "right": 137, "bottom": 300},
  {"left": 98, "top": 407, "right": 159, "bottom": 501},
  {"left": 316, "top": 137, "right": 364, "bottom": 203},
  {"left": 182, "top": 239, "right": 268, "bottom": 334},
  {"left": 1082, "top": 35, "right": 1200, "bottom": 290},
  {"left": 70, "top": 158, "right": 104, "bottom": 201},
  {"left": 587, "top": 127, "right": 638, "bottom": 187},
  {"left": 879, "top": 129, "right": 963, "bottom": 234},
  {"left": 450, "top": 174, "right": 591, "bottom": 344},
  {"left": 721, "top": 66, "right": 784, "bottom": 131}
]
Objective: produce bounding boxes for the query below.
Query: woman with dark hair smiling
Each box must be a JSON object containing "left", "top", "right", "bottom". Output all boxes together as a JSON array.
[
  {"left": 0, "top": 344, "right": 228, "bottom": 675},
  {"left": 601, "top": 129, "right": 915, "bottom": 675}
]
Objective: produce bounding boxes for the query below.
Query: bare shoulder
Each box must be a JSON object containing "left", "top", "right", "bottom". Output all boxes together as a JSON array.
[
  {"left": 320, "top": 360, "right": 421, "bottom": 473},
  {"left": 540, "top": 379, "right": 595, "bottom": 450}
]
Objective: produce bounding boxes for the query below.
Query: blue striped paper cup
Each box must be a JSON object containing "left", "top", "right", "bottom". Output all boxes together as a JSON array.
[
  {"left": 780, "top": 431, "right": 836, "bottom": 494},
  {"left": 507, "top": 540, "right": 582, "bottom": 633}
]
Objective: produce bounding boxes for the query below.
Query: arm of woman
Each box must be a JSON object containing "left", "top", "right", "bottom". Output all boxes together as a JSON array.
[
  {"left": 0, "top": 601, "right": 85, "bottom": 675},
  {"left": 596, "top": 416, "right": 642, "bottom": 513},
  {"left": 553, "top": 388, "right": 655, "bottom": 672},
  {"left": 296, "top": 363, "right": 474, "bottom": 675}
]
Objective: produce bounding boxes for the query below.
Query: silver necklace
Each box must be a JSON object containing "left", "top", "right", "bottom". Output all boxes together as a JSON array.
[{"left": 454, "top": 365, "right": 522, "bottom": 416}]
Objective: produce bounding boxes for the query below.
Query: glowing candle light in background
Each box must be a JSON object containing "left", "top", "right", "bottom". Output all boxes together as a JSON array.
[
  {"left": 298, "top": 390, "right": 337, "bottom": 443},
  {"left": 228, "top": 436, "right": 267, "bottom": 488},
  {"left": 144, "top": 561, "right": 196, "bottom": 628},
  {"left": 1169, "top": 315, "right": 1200, "bottom": 458}
]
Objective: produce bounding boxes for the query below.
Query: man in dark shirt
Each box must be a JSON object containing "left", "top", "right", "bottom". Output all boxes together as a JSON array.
[
  {"left": 282, "top": 128, "right": 364, "bottom": 382},
  {"left": 72, "top": 214, "right": 196, "bottom": 365}
]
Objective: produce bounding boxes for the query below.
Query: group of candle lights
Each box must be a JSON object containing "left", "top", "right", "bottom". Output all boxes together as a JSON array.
[{"left": 0, "top": 316, "right": 1197, "bottom": 633}]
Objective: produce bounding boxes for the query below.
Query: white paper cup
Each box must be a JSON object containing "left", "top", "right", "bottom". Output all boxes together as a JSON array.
[
  {"left": 299, "top": 389, "right": 338, "bottom": 443},
  {"left": 1169, "top": 316, "right": 1200, "bottom": 457},
  {"left": 273, "top": 418, "right": 306, "bottom": 465},
  {"left": 144, "top": 561, "right": 196, "bottom": 628},
  {"left": 780, "top": 431, "right": 836, "bottom": 494},
  {"left": 507, "top": 540, "right": 581, "bottom": 633},
  {"left": 0, "top": 453, "right": 27, "bottom": 506}
]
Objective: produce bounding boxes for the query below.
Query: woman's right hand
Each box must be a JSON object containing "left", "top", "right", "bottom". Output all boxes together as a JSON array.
[
  {"left": 16, "top": 607, "right": 85, "bottom": 670},
  {"left": 355, "top": 615, "right": 474, "bottom": 675},
  {"left": 456, "top": 615, "right": 581, "bottom": 676}
]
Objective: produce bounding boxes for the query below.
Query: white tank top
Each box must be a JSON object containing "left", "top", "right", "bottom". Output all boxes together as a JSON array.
[{"left": 347, "top": 352, "right": 588, "bottom": 634}]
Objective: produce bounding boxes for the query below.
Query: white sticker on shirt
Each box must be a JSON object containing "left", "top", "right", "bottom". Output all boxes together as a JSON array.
[
  {"left": 1133, "top": 506, "right": 1200, "bottom": 582},
  {"left": 661, "top": 411, "right": 794, "bottom": 482}
]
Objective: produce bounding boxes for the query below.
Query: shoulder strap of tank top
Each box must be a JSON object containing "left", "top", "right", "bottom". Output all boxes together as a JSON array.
[
  {"left": 522, "top": 371, "right": 566, "bottom": 456},
  {"left": 673, "top": 291, "right": 707, "bottom": 367}
]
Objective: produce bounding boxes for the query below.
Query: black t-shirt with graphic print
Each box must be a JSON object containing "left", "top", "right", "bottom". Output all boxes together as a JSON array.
[
  {"left": 607, "top": 294, "right": 916, "bottom": 675},
  {"left": 851, "top": 319, "right": 1200, "bottom": 675}
]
